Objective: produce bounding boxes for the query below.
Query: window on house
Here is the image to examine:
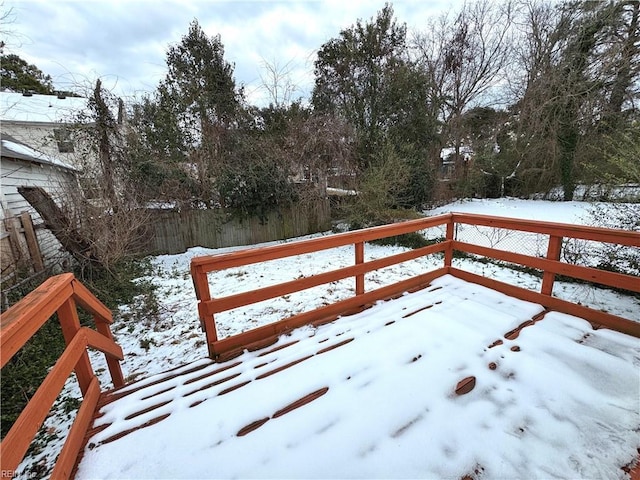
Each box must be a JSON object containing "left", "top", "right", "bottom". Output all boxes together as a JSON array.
[
  {"left": 440, "top": 161, "right": 455, "bottom": 180},
  {"left": 53, "top": 128, "right": 74, "bottom": 153}
]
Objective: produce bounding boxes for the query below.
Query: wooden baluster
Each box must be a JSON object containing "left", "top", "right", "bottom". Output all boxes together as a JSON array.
[
  {"left": 355, "top": 241, "right": 364, "bottom": 295},
  {"left": 445, "top": 217, "right": 455, "bottom": 267},
  {"left": 191, "top": 263, "right": 218, "bottom": 358},
  {"left": 94, "top": 318, "right": 125, "bottom": 388},
  {"left": 57, "top": 298, "right": 95, "bottom": 396},
  {"left": 541, "top": 235, "right": 563, "bottom": 296}
]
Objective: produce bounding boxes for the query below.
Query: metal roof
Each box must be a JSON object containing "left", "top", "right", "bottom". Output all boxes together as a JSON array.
[{"left": 0, "top": 91, "right": 90, "bottom": 124}]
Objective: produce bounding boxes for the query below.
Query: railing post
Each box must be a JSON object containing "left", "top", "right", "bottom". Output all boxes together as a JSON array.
[
  {"left": 355, "top": 241, "right": 364, "bottom": 295},
  {"left": 445, "top": 216, "right": 455, "bottom": 267},
  {"left": 57, "top": 298, "right": 95, "bottom": 396},
  {"left": 94, "top": 318, "right": 125, "bottom": 388},
  {"left": 541, "top": 235, "right": 563, "bottom": 296},
  {"left": 191, "top": 263, "right": 219, "bottom": 358}
]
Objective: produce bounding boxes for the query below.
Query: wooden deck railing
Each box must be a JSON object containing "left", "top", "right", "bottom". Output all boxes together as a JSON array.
[
  {"left": 191, "top": 215, "right": 453, "bottom": 358},
  {"left": 1, "top": 214, "right": 638, "bottom": 478},
  {"left": 0, "top": 273, "right": 124, "bottom": 479},
  {"left": 191, "top": 213, "right": 640, "bottom": 360},
  {"left": 449, "top": 213, "right": 640, "bottom": 335}
]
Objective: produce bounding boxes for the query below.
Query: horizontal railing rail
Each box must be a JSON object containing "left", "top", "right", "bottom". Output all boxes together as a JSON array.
[
  {"left": 201, "top": 242, "right": 447, "bottom": 316},
  {"left": 0, "top": 273, "right": 124, "bottom": 479},
  {"left": 451, "top": 212, "right": 640, "bottom": 246},
  {"left": 191, "top": 214, "right": 453, "bottom": 358},
  {"left": 450, "top": 213, "right": 640, "bottom": 291},
  {"left": 192, "top": 213, "right": 640, "bottom": 359},
  {"left": 448, "top": 213, "right": 640, "bottom": 337}
]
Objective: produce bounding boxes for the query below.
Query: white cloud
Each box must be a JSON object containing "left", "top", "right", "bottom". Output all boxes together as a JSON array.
[{"left": 4, "top": 0, "right": 455, "bottom": 105}]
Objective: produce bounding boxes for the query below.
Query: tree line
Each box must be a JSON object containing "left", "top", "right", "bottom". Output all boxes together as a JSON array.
[
  {"left": 3, "top": 0, "right": 639, "bottom": 227},
  {"left": 1, "top": 0, "right": 638, "bottom": 453}
]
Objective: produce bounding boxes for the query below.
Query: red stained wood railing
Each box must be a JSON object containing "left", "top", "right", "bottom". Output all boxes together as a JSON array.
[
  {"left": 2, "top": 213, "right": 638, "bottom": 478},
  {"left": 191, "top": 215, "right": 452, "bottom": 358},
  {"left": 0, "top": 273, "right": 124, "bottom": 479},
  {"left": 192, "top": 213, "right": 640, "bottom": 360},
  {"left": 449, "top": 212, "right": 640, "bottom": 337}
]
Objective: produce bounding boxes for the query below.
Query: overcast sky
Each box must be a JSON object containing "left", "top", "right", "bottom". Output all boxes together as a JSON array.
[{"left": 3, "top": 0, "right": 455, "bottom": 106}]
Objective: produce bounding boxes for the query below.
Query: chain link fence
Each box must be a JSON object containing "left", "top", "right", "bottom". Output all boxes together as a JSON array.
[
  {"left": 454, "top": 223, "right": 549, "bottom": 258},
  {"left": 439, "top": 222, "right": 638, "bottom": 287},
  {"left": 562, "top": 237, "right": 639, "bottom": 277}
]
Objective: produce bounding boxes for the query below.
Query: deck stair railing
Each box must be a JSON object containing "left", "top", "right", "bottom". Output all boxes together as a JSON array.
[
  {"left": 0, "top": 272, "right": 124, "bottom": 479},
  {"left": 191, "top": 212, "right": 640, "bottom": 360}
]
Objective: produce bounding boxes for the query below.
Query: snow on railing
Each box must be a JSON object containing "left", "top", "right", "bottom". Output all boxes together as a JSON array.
[
  {"left": 448, "top": 213, "right": 640, "bottom": 336},
  {"left": 191, "top": 215, "right": 453, "bottom": 359}
]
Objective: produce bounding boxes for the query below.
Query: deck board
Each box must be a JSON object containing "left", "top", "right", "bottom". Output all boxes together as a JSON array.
[{"left": 74, "top": 275, "right": 640, "bottom": 480}]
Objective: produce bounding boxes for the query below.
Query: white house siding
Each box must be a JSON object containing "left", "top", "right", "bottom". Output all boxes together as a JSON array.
[
  {"left": 0, "top": 120, "right": 98, "bottom": 174},
  {"left": 1, "top": 123, "right": 77, "bottom": 168},
  {"left": 1, "top": 92, "right": 96, "bottom": 171},
  {"left": 1, "top": 155, "right": 76, "bottom": 271}
]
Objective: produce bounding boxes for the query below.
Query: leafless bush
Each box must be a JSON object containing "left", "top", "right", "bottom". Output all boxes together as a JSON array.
[
  {"left": 576, "top": 203, "right": 640, "bottom": 276},
  {"left": 345, "top": 144, "right": 413, "bottom": 228},
  {"left": 63, "top": 185, "right": 150, "bottom": 273}
]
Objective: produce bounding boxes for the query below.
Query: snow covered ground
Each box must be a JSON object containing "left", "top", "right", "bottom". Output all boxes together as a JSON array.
[
  {"left": 15, "top": 198, "right": 640, "bottom": 479},
  {"left": 429, "top": 197, "right": 597, "bottom": 222}
]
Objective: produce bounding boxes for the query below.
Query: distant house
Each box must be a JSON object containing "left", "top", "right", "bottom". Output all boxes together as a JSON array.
[
  {"left": 439, "top": 145, "right": 474, "bottom": 180},
  {"left": 0, "top": 91, "right": 93, "bottom": 171},
  {"left": 0, "top": 133, "right": 78, "bottom": 285}
]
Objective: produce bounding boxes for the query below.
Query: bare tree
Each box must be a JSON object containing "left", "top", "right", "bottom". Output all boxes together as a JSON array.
[
  {"left": 507, "top": 0, "right": 640, "bottom": 199},
  {"left": 18, "top": 80, "right": 152, "bottom": 273},
  {"left": 413, "top": 0, "right": 513, "bottom": 164},
  {"left": 503, "top": 0, "right": 565, "bottom": 194},
  {"left": 598, "top": 0, "right": 640, "bottom": 129},
  {"left": 259, "top": 57, "right": 300, "bottom": 108},
  {"left": 285, "top": 113, "right": 355, "bottom": 184},
  {"left": 0, "top": 2, "right": 16, "bottom": 53}
]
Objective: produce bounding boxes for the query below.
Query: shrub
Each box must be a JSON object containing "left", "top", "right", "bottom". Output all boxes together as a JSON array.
[{"left": 370, "top": 232, "right": 432, "bottom": 249}]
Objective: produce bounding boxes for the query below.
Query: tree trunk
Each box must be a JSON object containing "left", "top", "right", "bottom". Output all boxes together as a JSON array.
[
  {"left": 93, "top": 79, "right": 118, "bottom": 209},
  {"left": 557, "top": 124, "right": 578, "bottom": 201},
  {"left": 17, "top": 187, "right": 101, "bottom": 266},
  {"left": 605, "top": 1, "right": 639, "bottom": 127}
]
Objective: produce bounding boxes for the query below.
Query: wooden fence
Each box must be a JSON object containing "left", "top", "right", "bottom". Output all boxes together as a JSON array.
[
  {"left": 1, "top": 212, "right": 44, "bottom": 279},
  {"left": 145, "top": 200, "right": 331, "bottom": 255},
  {"left": 0, "top": 211, "right": 75, "bottom": 311}
]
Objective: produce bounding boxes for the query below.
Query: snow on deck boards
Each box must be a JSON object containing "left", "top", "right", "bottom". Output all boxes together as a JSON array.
[{"left": 75, "top": 275, "right": 640, "bottom": 480}]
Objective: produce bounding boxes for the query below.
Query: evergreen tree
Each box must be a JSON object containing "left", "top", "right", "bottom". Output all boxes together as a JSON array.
[
  {"left": 159, "top": 19, "right": 242, "bottom": 207},
  {"left": 0, "top": 53, "right": 54, "bottom": 94},
  {"left": 312, "top": 4, "right": 409, "bottom": 166},
  {"left": 161, "top": 19, "right": 240, "bottom": 143},
  {"left": 312, "top": 4, "right": 437, "bottom": 208}
]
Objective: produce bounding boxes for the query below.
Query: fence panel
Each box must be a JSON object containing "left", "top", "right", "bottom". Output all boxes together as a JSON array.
[
  {"left": 145, "top": 201, "right": 331, "bottom": 255},
  {"left": 1, "top": 213, "right": 44, "bottom": 279}
]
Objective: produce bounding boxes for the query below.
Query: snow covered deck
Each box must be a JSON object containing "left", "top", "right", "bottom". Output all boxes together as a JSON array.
[
  {"left": 75, "top": 274, "right": 639, "bottom": 479},
  {"left": 2, "top": 212, "right": 639, "bottom": 479}
]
